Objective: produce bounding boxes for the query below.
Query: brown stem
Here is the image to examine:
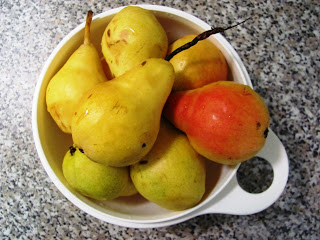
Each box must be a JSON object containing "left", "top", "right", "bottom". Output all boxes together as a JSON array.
[
  {"left": 84, "top": 10, "right": 93, "bottom": 45},
  {"left": 165, "top": 16, "right": 253, "bottom": 61}
]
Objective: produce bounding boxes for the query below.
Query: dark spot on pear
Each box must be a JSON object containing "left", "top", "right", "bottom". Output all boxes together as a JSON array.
[
  {"left": 243, "top": 87, "right": 251, "bottom": 96},
  {"left": 79, "top": 148, "right": 84, "bottom": 154},
  {"left": 69, "top": 146, "right": 76, "bottom": 156},
  {"left": 142, "top": 143, "right": 146, "bottom": 148},
  {"left": 88, "top": 94, "right": 92, "bottom": 99},
  {"left": 107, "top": 29, "right": 111, "bottom": 37},
  {"left": 141, "top": 61, "right": 146, "bottom": 66},
  {"left": 264, "top": 128, "right": 269, "bottom": 138},
  {"left": 256, "top": 122, "right": 261, "bottom": 129}
]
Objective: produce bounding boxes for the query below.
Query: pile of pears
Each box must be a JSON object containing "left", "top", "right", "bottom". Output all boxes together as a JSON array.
[{"left": 46, "top": 7, "right": 270, "bottom": 211}]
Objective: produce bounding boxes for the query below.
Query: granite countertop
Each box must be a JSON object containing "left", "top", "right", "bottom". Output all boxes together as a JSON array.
[{"left": 0, "top": 0, "right": 319, "bottom": 239}]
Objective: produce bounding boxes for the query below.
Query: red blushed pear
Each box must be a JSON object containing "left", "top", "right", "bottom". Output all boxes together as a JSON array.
[{"left": 163, "top": 81, "right": 270, "bottom": 165}]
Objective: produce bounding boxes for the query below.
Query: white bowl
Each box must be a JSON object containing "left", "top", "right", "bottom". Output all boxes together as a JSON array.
[{"left": 32, "top": 5, "right": 289, "bottom": 228}]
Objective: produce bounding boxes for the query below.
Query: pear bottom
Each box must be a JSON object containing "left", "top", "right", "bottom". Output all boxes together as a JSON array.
[
  {"left": 62, "top": 146, "right": 128, "bottom": 201},
  {"left": 130, "top": 119, "right": 206, "bottom": 211}
]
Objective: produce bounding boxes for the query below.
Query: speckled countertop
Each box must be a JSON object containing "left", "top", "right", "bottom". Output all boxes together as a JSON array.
[{"left": 1, "top": 0, "right": 319, "bottom": 239}]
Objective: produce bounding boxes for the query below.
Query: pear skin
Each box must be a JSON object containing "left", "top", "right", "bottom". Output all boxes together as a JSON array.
[
  {"left": 168, "top": 34, "right": 228, "bottom": 91},
  {"left": 164, "top": 81, "right": 270, "bottom": 165},
  {"left": 101, "top": 6, "right": 168, "bottom": 77},
  {"left": 130, "top": 119, "right": 206, "bottom": 211},
  {"left": 71, "top": 58, "right": 175, "bottom": 167},
  {"left": 62, "top": 146, "right": 128, "bottom": 200},
  {"left": 46, "top": 11, "right": 107, "bottom": 133}
]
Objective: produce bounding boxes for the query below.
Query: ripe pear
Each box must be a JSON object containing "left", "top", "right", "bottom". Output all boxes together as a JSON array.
[
  {"left": 46, "top": 11, "right": 107, "bottom": 133},
  {"left": 164, "top": 81, "right": 270, "bottom": 165},
  {"left": 71, "top": 58, "right": 175, "bottom": 167},
  {"left": 168, "top": 34, "right": 228, "bottom": 91},
  {"left": 62, "top": 146, "right": 128, "bottom": 200},
  {"left": 130, "top": 119, "right": 206, "bottom": 211},
  {"left": 101, "top": 6, "right": 168, "bottom": 78}
]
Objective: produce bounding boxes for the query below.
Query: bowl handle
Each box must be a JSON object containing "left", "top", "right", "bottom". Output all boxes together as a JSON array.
[{"left": 197, "top": 129, "right": 289, "bottom": 215}]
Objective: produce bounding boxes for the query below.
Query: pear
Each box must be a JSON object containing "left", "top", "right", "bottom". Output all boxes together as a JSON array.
[
  {"left": 164, "top": 81, "right": 270, "bottom": 165},
  {"left": 101, "top": 6, "right": 168, "bottom": 78},
  {"left": 46, "top": 11, "right": 107, "bottom": 133},
  {"left": 118, "top": 176, "right": 138, "bottom": 197},
  {"left": 71, "top": 58, "right": 175, "bottom": 167},
  {"left": 168, "top": 34, "right": 228, "bottom": 91},
  {"left": 130, "top": 119, "right": 206, "bottom": 211},
  {"left": 62, "top": 146, "right": 128, "bottom": 200}
]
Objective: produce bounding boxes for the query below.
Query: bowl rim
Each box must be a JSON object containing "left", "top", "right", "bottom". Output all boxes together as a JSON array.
[{"left": 32, "top": 4, "right": 252, "bottom": 227}]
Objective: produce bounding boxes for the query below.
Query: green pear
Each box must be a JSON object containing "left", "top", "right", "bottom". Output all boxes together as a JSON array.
[
  {"left": 101, "top": 6, "right": 168, "bottom": 78},
  {"left": 130, "top": 119, "right": 206, "bottom": 211},
  {"left": 62, "top": 146, "right": 128, "bottom": 200},
  {"left": 46, "top": 11, "right": 107, "bottom": 133},
  {"left": 71, "top": 58, "right": 175, "bottom": 167}
]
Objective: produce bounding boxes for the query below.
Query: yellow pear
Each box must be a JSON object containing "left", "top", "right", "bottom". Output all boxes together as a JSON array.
[
  {"left": 168, "top": 34, "right": 228, "bottom": 91},
  {"left": 46, "top": 11, "right": 107, "bottom": 133},
  {"left": 71, "top": 58, "right": 175, "bottom": 167},
  {"left": 130, "top": 119, "right": 206, "bottom": 211},
  {"left": 101, "top": 6, "right": 168, "bottom": 78},
  {"left": 62, "top": 146, "right": 128, "bottom": 200}
]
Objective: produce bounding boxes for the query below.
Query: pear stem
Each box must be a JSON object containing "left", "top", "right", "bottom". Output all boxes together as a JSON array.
[
  {"left": 84, "top": 10, "right": 93, "bottom": 45},
  {"left": 165, "top": 16, "right": 253, "bottom": 61}
]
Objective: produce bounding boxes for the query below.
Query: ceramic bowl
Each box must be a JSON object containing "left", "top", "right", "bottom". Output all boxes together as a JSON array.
[{"left": 32, "top": 5, "right": 289, "bottom": 228}]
